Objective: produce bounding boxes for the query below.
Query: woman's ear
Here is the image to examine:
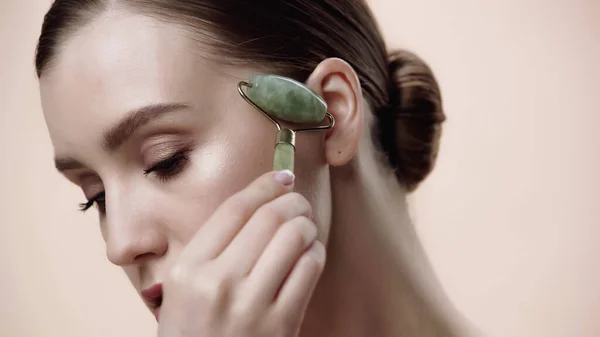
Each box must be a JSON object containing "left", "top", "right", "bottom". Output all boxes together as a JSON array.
[{"left": 305, "top": 58, "right": 364, "bottom": 167}]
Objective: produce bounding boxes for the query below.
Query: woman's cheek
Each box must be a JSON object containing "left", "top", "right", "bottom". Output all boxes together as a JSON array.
[{"left": 177, "top": 139, "right": 272, "bottom": 202}]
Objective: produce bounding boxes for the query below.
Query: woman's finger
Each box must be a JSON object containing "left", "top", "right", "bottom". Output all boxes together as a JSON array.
[
  {"left": 219, "top": 193, "right": 312, "bottom": 274},
  {"left": 244, "top": 216, "right": 317, "bottom": 302},
  {"left": 275, "top": 240, "right": 326, "bottom": 316},
  {"left": 178, "top": 170, "right": 294, "bottom": 263}
]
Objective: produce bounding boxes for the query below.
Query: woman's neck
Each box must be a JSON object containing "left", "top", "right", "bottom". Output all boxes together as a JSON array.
[{"left": 299, "top": 154, "right": 464, "bottom": 337}]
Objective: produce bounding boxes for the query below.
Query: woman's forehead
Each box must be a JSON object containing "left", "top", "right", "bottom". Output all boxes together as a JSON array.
[
  {"left": 38, "top": 12, "right": 224, "bottom": 155},
  {"left": 44, "top": 12, "right": 206, "bottom": 98}
]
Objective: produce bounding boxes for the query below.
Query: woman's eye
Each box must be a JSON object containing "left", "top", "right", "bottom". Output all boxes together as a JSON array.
[
  {"left": 143, "top": 151, "right": 190, "bottom": 181},
  {"left": 79, "top": 191, "right": 106, "bottom": 213}
]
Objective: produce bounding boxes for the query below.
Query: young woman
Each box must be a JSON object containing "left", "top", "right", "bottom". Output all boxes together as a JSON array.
[{"left": 36, "top": 1, "right": 468, "bottom": 336}]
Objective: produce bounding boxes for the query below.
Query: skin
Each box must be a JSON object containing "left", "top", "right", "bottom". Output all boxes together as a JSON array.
[{"left": 40, "top": 10, "right": 464, "bottom": 337}]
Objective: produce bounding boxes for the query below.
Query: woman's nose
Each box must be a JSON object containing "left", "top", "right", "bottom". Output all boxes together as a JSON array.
[
  {"left": 103, "top": 194, "right": 168, "bottom": 266},
  {"left": 106, "top": 226, "right": 168, "bottom": 266}
]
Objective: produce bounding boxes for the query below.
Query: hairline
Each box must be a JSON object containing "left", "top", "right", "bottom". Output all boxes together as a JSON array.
[{"left": 37, "top": 2, "right": 275, "bottom": 79}]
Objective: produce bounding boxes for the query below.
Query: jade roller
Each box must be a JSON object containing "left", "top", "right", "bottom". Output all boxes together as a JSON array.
[{"left": 237, "top": 75, "right": 335, "bottom": 172}]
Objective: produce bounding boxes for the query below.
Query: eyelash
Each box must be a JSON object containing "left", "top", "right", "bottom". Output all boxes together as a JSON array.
[
  {"left": 79, "top": 191, "right": 105, "bottom": 213},
  {"left": 143, "top": 150, "right": 190, "bottom": 181},
  {"left": 78, "top": 150, "right": 191, "bottom": 213}
]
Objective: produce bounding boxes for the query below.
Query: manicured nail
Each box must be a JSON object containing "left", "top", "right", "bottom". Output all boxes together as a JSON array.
[{"left": 274, "top": 170, "right": 295, "bottom": 186}]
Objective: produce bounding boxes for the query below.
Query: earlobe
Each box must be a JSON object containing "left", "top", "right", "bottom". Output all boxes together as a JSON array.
[{"left": 305, "top": 58, "right": 364, "bottom": 167}]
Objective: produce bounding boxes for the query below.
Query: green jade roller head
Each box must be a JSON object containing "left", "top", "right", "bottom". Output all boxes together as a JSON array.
[{"left": 238, "top": 74, "right": 335, "bottom": 173}]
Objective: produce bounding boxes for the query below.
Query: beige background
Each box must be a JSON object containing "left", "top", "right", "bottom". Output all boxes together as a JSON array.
[{"left": 1, "top": 0, "right": 598, "bottom": 336}]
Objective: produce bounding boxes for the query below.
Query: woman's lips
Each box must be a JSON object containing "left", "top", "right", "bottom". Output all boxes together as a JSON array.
[
  {"left": 141, "top": 283, "right": 163, "bottom": 321},
  {"left": 153, "top": 306, "right": 161, "bottom": 322}
]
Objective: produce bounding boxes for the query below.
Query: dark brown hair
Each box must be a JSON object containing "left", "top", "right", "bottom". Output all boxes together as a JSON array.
[{"left": 35, "top": 0, "right": 445, "bottom": 191}]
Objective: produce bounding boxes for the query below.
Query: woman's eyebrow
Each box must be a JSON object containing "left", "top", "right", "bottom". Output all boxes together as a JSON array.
[
  {"left": 103, "top": 102, "right": 191, "bottom": 152},
  {"left": 54, "top": 157, "right": 84, "bottom": 172},
  {"left": 54, "top": 102, "right": 191, "bottom": 173}
]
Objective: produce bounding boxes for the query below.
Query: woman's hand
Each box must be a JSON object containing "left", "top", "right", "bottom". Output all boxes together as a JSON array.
[{"left": 157, "top": 170, "right": 326, "bottom": 337}]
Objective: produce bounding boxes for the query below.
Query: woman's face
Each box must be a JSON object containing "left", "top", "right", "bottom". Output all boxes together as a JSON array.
[{"left": 39, "top": 13, "right": 332, "bottom": 309}]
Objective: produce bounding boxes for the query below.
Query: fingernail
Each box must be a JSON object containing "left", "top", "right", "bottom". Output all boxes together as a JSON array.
[{"left": 274, "top": 170, "right": 295, "bottom": 186}]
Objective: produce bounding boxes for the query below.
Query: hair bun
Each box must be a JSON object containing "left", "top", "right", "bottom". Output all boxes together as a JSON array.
[{"left": 379, "top": 50, "right": 445, "bottom": 192}]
